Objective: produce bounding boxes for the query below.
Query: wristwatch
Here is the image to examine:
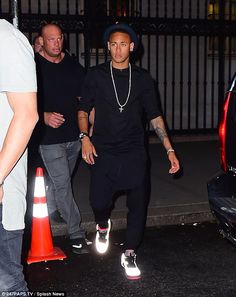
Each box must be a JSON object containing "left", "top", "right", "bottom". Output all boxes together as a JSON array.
[{"left": 79, "top": 131, "right": 89, "bottom": 141}]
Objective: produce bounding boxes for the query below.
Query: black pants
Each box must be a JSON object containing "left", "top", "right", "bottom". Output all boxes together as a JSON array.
[{"left": 89, "top": 152, "right": 148, "bottom": 251}]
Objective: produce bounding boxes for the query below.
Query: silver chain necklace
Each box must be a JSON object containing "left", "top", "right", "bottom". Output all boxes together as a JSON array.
[{"left": 110, "top": 61, "right": 131, "bottom": 113}]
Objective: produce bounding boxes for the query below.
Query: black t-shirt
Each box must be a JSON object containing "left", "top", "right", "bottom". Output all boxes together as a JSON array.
[
  {"left": 79, "top": 62, "right": 162, "bottom": 154},
  {"left": 35, "top": 52, "right": 85, "bottom": 145}
]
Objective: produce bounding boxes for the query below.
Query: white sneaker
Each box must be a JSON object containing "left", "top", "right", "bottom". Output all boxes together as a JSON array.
[
  {"left": 121, "top": 252, "right": 141, "bottom": 280},
  {"left": 95, "top": 219, "right": 111, "bottom": 254}
]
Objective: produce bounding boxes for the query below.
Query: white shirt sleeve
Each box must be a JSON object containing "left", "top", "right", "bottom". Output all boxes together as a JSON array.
[{"left": 0, "top": 20, "right": 37, "bottom": 93}]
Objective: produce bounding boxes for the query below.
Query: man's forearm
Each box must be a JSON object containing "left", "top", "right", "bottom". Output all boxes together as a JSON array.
[
  {"left": 150, "top": 116, "right": 173, "bottom": 151},
  {"left": 78, "top": 110, "right": 89, "bottom": 133},
  {"left": 0, "top": 92, "right": 38, "bottom": 183}
]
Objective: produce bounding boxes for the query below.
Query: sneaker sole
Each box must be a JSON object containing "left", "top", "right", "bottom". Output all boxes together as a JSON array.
[
  {"left": 121, "top": 264, "right": 141, "bottom": 280},
  {"left": 125, "top": 274, "right": 141, "bottom": 280}
]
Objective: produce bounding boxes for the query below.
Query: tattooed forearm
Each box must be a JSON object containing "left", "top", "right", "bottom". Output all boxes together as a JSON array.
[
  {"left": 151, "top": 116, "right": 175, "bottom": 152},
  {"left": 78, "top": 112, "right": 88, "bottom": 121},
  {"left": 78, "top": 111, "right": 89, "bottom": 134},
  {"left": 154, "top": 127, "right": 167, "bottom": 143},
  {"left": 151, "top": 116, "right": 169, "bottom": 144},
  {"left": 78, "top": 115, "right": 88, "bottom": 120}
]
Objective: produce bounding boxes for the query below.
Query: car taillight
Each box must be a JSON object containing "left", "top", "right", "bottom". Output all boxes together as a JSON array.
[{"left": 219, "top": 92, "right": 231, "bottom": 172}]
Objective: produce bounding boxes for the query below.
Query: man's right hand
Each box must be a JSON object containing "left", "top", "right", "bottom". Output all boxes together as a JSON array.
[
  {"left": 81, "top": 137, "right": 98, "bottom": 165},
  {"left": 44, "top": 112, "right": 65, "bottom": 128}
]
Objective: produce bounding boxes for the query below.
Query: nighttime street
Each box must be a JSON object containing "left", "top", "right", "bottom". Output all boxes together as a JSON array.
[
  {"left": 2, "top": 0, "right": 236, "bottom": 296},
  {"left": 21, "top": 140, "right": 234, "bottom": 297},
  {"left": 24, "top": 222, "right": 236, "bottom": 297}
]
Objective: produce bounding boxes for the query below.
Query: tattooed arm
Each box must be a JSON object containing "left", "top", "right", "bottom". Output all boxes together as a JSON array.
[
  {"left": 150, "top": 116, "right": 180, "bottom": 174},
  {"left": 78, "top": 110, "right": 97, "bottom": 165},
  {"left": 151, "top": 116, "right": 172, "bottom": 150}
]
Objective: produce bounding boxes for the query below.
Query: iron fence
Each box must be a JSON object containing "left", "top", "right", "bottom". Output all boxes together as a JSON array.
[{"left": 1, "top": 0, "right": 236, "bottom": 134}]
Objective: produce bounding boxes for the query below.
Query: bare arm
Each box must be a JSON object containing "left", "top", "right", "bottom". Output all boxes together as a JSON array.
[
  {"left": 150, "top": 116, "right": 180, "bottom": 174},
  {"left": 78, "top": 110, "right": 97, "bottom": 164},
  {"left": 0, "top": 92, "right": 38, "bottom": 201},
  {"left": 151, "top": 116, "right": 173, "bottom": 150}
]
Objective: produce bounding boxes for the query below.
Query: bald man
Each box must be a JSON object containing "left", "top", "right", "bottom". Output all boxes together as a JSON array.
[{"left": 35, "top": 22, "right": 89, "bottom": 254}]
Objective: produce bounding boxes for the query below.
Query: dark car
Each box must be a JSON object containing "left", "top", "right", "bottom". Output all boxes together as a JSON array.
[{"left": 207, "top": 73, "right": 236, "bottom": 245}]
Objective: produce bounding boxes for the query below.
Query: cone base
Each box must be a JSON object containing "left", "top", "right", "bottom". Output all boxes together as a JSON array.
[{"left": 27, "top": 246, "right": 67, "bottom": 264}]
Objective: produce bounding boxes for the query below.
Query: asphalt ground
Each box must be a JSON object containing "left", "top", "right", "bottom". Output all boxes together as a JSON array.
[
  {"left": 27, "top": 138, "right": 220, "bottom": 237},
  {"left": 23, "top": 222, "right": 236, "bottom": 297},
  {"left": 23, "top": 138, "right": 231, "bottom": 296}
]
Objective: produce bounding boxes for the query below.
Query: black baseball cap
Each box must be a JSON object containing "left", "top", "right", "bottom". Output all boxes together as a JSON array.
[{"left": 103, "top": 23, "right": 139, "bottom": 51}]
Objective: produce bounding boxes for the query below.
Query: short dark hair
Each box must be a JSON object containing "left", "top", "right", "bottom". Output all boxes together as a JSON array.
[{"left": 108, "top": 29, "right": 132, "bottom": 41}]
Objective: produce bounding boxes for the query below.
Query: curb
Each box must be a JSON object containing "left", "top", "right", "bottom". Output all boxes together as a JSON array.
[{"left": 51, "top": 202, "right": 215, "bottom": 237}]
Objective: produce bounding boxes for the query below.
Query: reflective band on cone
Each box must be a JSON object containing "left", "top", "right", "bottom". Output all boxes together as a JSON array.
[
  {"left": 33, "top": 203, "right": 48, "bottom": 218},
  {"left": 34, "top": 176, "right": 46, "bottom": 197},
  {"left": 27, "top": 167, "right": 66, "bottom": 264}
]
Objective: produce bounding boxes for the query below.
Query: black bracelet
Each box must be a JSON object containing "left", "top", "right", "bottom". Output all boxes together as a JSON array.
[
  {"left": 79, "top": 131, "right": 89, "bottom": 142},
  {"left": 0, "top": 180, "right": 4, "bottom": 187}
]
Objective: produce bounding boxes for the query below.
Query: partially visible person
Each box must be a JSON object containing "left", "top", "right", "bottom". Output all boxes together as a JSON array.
[
  {"left": 0, "top": 19, "right": 38, "bottom": 292},
  {"left": 32, "top": 35, "right": 42, "bottom": 53},
  {"left": 78, "top": 23, "right": 180, "bottom": 280},
  {"left": 35, "top": 22, "right": 89, "bottom": 254}
]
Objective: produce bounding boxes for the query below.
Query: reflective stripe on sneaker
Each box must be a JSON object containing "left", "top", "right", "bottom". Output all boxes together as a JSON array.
[
  {"left": 95, "top": 219, "right": 111, "bottom": 254},
  {"left": 121, "top": 253, "right": 141, "bottom": 280},
  {"left": 72, "top": 243, "right": 82, "bottom": 249}
]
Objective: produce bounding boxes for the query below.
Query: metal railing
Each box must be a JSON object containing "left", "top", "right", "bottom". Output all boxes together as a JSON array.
[{"left": 1, "top": 0, "right": 236, "bottom": 135}]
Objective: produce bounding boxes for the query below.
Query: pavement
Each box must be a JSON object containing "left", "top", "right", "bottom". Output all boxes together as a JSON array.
[
  {"left": 24, "top": 222, "right": 236, "bottom": 297},
  {"left": 22, "top": 136, "right": 236, "bottom": 297},
  {"left": 41, "top": 136, "right": 220, "bottom": 236}
]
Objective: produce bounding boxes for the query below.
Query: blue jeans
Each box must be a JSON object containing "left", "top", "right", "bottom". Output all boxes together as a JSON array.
[
  {"left": 0, "top": 204, "right": 28, "bottom": 292},
  {"left": 39, "top": 140, "right": 85, "bottom": 239}
]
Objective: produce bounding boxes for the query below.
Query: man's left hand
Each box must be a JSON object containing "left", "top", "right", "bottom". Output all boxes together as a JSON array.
[{"left": 168, "top": 152, "right": 180, "bottom": 174}]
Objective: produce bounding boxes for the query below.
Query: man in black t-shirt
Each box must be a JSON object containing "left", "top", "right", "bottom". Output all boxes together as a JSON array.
[
  {"left": 78, "top": 23, "right": 180, "bottom": 279},
  {"left": 35, "top": 22, "right": 89, "bottom": 254}
]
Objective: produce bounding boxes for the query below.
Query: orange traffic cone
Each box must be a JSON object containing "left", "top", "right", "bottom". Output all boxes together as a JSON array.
[{"left": 27, "top": 167, "right": 66, "bottom": 264}]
